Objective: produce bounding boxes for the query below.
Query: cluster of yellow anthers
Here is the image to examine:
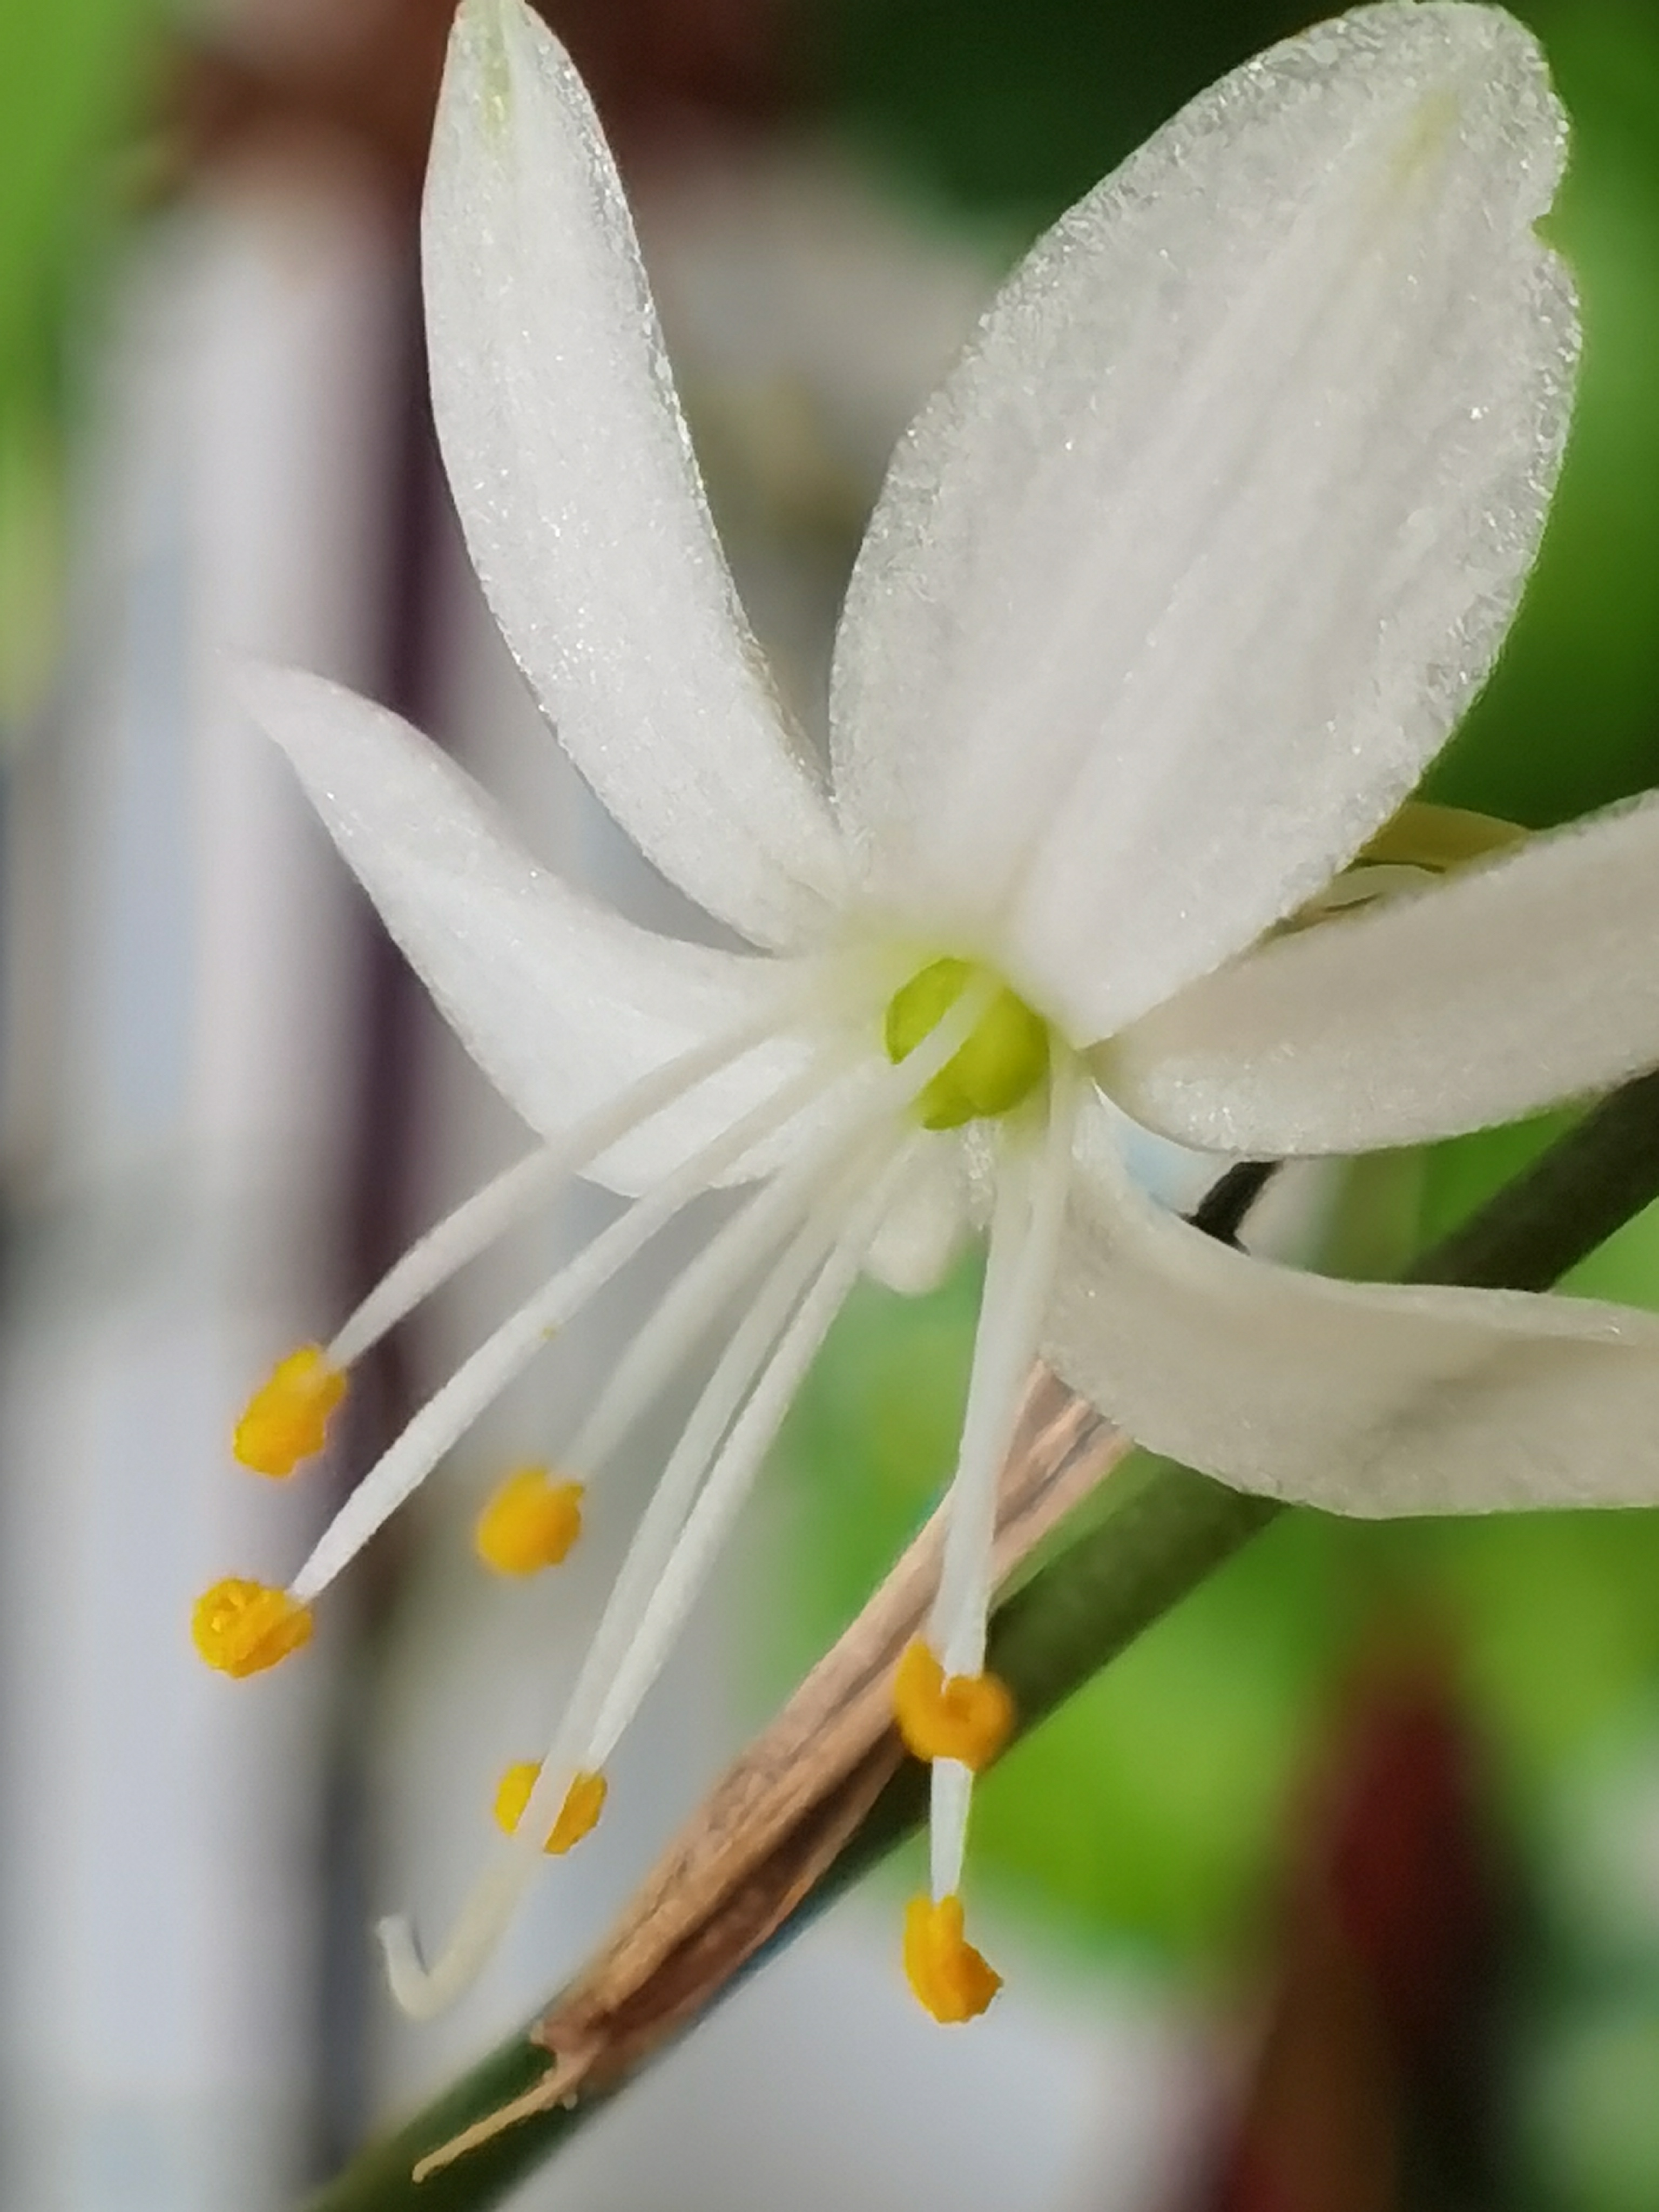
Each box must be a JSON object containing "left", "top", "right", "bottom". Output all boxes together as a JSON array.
[
  {"left": 190, "top": 954, "right": 1052, "bottom": 2023},
  {"left": 193, "top": 1428, "right": 605, "bottom": 1853},
  {"left": 192, "top": 1352, "right": 343, "bottom": 1677}
]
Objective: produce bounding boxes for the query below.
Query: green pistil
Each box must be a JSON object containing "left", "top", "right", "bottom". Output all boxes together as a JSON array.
[{"left": 884, "top": 957, "right": 1050, "bottom": 1131}]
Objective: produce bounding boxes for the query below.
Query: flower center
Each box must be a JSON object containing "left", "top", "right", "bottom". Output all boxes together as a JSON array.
[{"left": 883, "top": 957, "right": 1049, "bottom": 1131}]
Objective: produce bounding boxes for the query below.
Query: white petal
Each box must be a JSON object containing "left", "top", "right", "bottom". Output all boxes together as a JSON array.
[
  {"left": 242, "top": 666, "right": 815, "bottom": 1192},
  {"left": 1098, "top": 794, "right": 1659, "bottom": 1156},
  {"left": 423, "top": 0, "right": 847, "bottom": 949},
  {"left": 831, "top": 2, "right": 1576, "bottom": 1044},
  {"left": 861, "top": 1137, "right": 970, "bottom": 1293},
  {"left": 1044, "top": 1112, "right": 1659, "bottom": 1516}
]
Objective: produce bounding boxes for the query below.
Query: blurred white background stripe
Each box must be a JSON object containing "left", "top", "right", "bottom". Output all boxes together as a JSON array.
[{"left": 0, "top": 167, "right": 397, "bottom": 2209}]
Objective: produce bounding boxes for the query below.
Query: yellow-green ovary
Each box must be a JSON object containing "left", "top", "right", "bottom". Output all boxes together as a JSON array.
[{"left": 884, "top": 957, "right": 1050, "bottom": 1131}]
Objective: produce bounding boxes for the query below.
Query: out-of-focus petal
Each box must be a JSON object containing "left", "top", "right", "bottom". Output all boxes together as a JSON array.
[
  {"left": 831, "top": 2, "right": 1576, "bottom": 1044},
  {"left": 1044, "top": 1113, "right": 1659, "bottom": 1516},
  {"left": 423, "top": 0, "right": 847, "bottom": 950},
  {"left": 1098, "top": 793, "right": 1659, "bottom": 1155},
  {"left": 861, "top": 1139, "right": 972, "bottom": 1293},
  {"left": 242, "top": 666, "right": 820, "bottom": 1192}
]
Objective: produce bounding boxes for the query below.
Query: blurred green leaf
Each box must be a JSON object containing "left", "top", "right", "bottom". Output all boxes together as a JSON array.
[
  {"left": 0, "top": 0, "right": 168, "bottom": 710},
  {"left": 820, "top": 0, "right": 1659, "bottom": 826},
  {"left": 815, "top": 0, "right": 1310, "bottom": 233},
  {"left": 1428, "top": 0, "right": 1659, "bottom": 822},
  {"left": 1521, "top": 1993, "right": 1659, "bottom": 2212}
]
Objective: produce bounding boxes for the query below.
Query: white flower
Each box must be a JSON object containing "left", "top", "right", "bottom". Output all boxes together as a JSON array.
[{"left": 193, "top": 0, "right": 1659, "bottom": 2026}]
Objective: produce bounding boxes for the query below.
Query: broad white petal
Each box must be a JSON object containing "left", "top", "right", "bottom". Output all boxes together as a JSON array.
[
  {"left": 832, "top": 2, "right": 1576, "bottom": 1044},
  {"left": 1044, "top": 1116, "right": 1659, "bottom": 1516},
  {"left": 242, "top": 666, "right": 817, "bottom": 1192},
  {"left": 1099, "top": 793, "right": 1659, "bottom": 1155},
  {"left": 423, "top": 0, "right": 847, "bottom": 949}
]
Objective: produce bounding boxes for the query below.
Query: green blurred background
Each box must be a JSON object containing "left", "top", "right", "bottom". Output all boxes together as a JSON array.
[
  {"left": 793, "top": 5, "right": 1659, "bottom": 2204},
  {"left": 9, "top": 1, "right": 1659, "bottom": 2204}
]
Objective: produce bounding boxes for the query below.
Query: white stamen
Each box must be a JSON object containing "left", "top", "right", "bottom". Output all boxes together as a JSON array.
[
  {"left": 290, "top": 1050, "right": 865, "bottom": 1606},
  {"left": 929, "top": 1761, "right": 974, "bottom": 1901},
  {"left": 378, "top": 1141, "right": 911, "bottom": 2026},
  {"left": 571, "top": 1170, "right": 873, "bottom": 1776},
  {"left": 378, "top": 1858, "right": 527, "bottom": 2026},
  {"left": 563, "top": 1124, "right": 865, "bottom": 1482},
  {"left": 375, "top": 979, "right": 994, "bottom": 2014},
  {"left": 326, "top": 1000, "right": 818, "bottom": 1369},
  {"left": 377, "top": 1142, "right": 889, "bottom": 2020},
  {"left": 330, "top": 1149, "right": 561, "bottom": 1370},
  {"left": 926, "top": 1054, "right": 1080, "bottom": 1898},
  {"left": 588, "top": 1137, "right": 921, "bottom": 1762}
]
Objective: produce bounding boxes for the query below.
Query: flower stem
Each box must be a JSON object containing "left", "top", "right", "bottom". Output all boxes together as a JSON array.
[{"left": 300, "top": 1070, "right": 1659, "bottom": 2212}]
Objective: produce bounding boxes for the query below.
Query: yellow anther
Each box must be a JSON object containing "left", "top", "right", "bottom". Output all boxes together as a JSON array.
[
  {"left": 233, "top": 1345, "right": 346, "bottom": 1477},
  {"left": 492, "top": 1762, "right": 608, "bottom": 1855},
  {"left": 903, "top": 1894, "right": 1002, "bottom": 2024},
  {"left": 493, "top": 1760, "right": 540, "bottom": 1834},
  {"left": 473, "top": 1467, "right": 585, "bottom": 1576},
  {"left": 192, "top": 1579, "right": 313, "bottom": 1678},
  {"left": 893, "top": 1640, "right": 1015, "bottom": 1770},
  {"left": 547, "top": 1770, "right": 608, "bottom": 1853},
  {"left": 884, "top": 957, "right": 1049, "bottom": 1131}
]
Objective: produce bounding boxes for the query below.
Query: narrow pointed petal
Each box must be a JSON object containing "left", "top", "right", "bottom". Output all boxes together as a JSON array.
[
  {"left": 423, "top": 0, "right": 847, "bottom": 949},
  {"left": 243, "top": 666, "right": 815, "bottom": 1191},
  {"left": 1099, "top": 794, "right": 1659, "bottom": 1156},
  {"left": 831, "top": 2, "right": 1576, "bottom": 1044},
  {"left": 1044, "top": 1115, "right": 1659, "bottom": 1516}
]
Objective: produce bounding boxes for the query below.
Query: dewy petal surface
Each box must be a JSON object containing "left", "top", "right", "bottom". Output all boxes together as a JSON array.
[
  {"left": 244, "top": 667, "right": 818, "bottom": 1192},
  {"left": 831, "top": 1, "right": 1577, "bottom": 1044},
  {"left": 1098, "top": 792, "right": 1659, "bottom": 1156},
  {"left": 423, "top": 0, "right": 847, "bottom": 950},
  {"left": 1045, "top": 1111, "right": 1659, "bottom": 1516}
]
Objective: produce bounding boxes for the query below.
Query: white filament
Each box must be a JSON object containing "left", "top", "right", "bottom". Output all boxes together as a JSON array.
[
  {"left": 326, "top": 1001, "right": 793, "bottom": 1368},
  {"left": 927, "top": 1054, "right": 1079, "bottom": 1899},
  {"left": 561, "top": 1120, "right": 874, "bottom": 1483},
  {"left": 381, "top": 1138, "right": 907, "bottom": 2018},
  {"left": 587, "top": 1139, "right": 921, "bottom": 1761},
  {"left": 379, "top": 984, "right": 997, "bottom": 2015},
  {"left": 289, "top": 1049, "right": 862, "bottom": 1606}
]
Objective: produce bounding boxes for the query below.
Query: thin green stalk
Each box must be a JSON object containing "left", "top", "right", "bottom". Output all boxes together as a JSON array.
[{"left": 302, "top": 1074, "right": 1659, "bottom": 2212}]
